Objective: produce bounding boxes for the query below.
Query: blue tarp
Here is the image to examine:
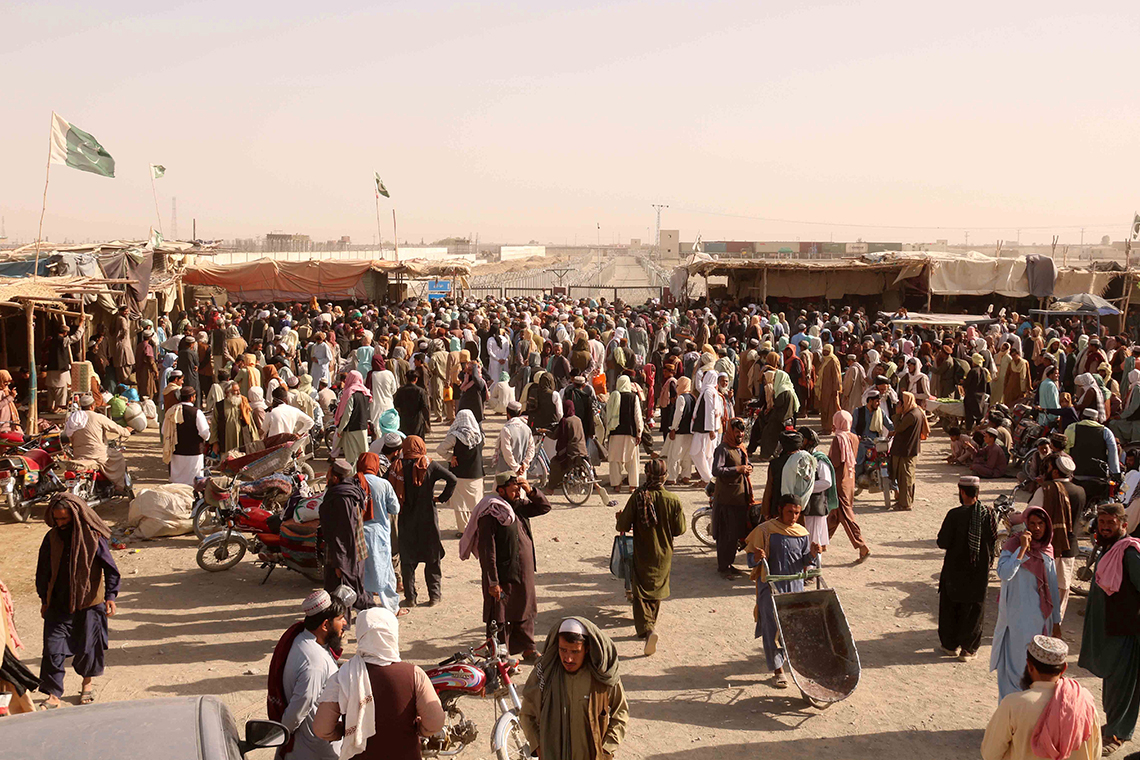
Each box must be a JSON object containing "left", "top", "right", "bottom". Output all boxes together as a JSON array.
[{"left": 0, "top": 258, "right": 50, "bottom": 277}]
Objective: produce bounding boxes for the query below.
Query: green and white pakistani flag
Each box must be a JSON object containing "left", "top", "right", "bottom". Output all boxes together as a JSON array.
[
  {"left": 374, "top": 172, "right": 390, "bottom": 198},
  {"left": 49, "top": 112, "right": 115, "bottom": 177},
  {"left": 1131, "top": 213, "right": 1140, "bottom": 241},
  {"left": 151, "top": 164, "right": 166, "bottom": 179}
]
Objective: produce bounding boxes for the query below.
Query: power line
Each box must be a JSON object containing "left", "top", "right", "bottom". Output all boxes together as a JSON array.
[{"left": 668, "top": 205, "right": 1123, "bottom": 233}]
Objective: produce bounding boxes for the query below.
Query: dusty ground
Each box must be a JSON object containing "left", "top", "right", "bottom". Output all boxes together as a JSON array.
[{"left": 0, "top": 409, "right": 1120, "bottom": 759}]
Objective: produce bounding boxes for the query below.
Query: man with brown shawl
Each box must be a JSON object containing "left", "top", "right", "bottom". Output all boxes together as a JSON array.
[
  {"left": 135, "top": 324, "right": 159, "bottom": 403},
  {"left": 319, "top": 459, "right": 370, "bottom": 611},
  {"left": 36, "top": 492, "right": 121, "bottom": 706},
  {"left": 1025, "top": 453, "right": 1085, "bottom": 621},
  {"left": 888, "top": 391, "right": 928, "bottom": 511},
  {"left": 1003, "top": 347, "right": 1032, "bottom": 406},
  {"left": 616, "top": 458, "right": 686, "bottom": 656},
  {"left": 110, "top": 304, "right": 135, "bottom": 387},
  {"left": 815, "top": 344, "right": 843, "bottom": 434}
]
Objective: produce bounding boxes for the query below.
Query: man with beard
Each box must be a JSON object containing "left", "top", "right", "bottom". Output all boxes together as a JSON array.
[
  {"left": 936, "top": 475, "right": 998, "bottom": 662},
  {"left": 267, "top": 591, "right": 349, "bottom": 760},
  {"left": 320, "top": 459, "right": 370, "bottom": 610},
  {"left": 460, "top": 474, "right": 551, "bottom": 661},
  {"left": 36, "top": 493, "right": 121, "bottom": 707},
  {"left": 1079, "top": 503, "right": 1140, "bottom": 755},
  {"left": 981, "top": 635, "right": 1100, "bottom": 760}
]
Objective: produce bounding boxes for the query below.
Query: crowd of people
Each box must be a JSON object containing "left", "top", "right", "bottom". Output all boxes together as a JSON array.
[{"left": 10, "top": 292, "right": 1140, "bottom": 759}]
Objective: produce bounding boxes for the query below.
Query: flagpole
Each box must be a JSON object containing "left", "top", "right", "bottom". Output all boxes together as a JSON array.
[
  {"left": 34, "top": 113, "right": 55, "bottom": 280},
  {"left": 150, "top": 168, "right": 163, "bottom": 236},
  {"left": 392, "top": 209, "right": 399, "bottom": 264},
  {"left": 374, "top": 193, "right": 383, "bottom": 259}
]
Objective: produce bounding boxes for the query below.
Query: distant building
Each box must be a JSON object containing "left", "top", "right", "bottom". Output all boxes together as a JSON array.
[
  {"left": 265, "top": 232, "right": 312, "bottom": 252},
  {"left": 659, "top": 230, "right": 680, "bottom": 258}
]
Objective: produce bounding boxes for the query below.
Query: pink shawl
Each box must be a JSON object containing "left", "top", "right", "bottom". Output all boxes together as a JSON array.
[
  {"left": 334, "top": 369, "right": 373, "bottom": 425},
  {"left": 1030, "top": 677, "right": 1097, "bottom": 760},
  {"left": 458, "top": 494, "right": 516, "bottom": 561},
  {"left": 829, "top": 410, "right": 856, "bottom": 468},
  {"left": 1004, "top": 507, "right": 1056, "bottom": 623},
  {"left": 1095, "top": 536, "right": 1140, "bottom": 595}
]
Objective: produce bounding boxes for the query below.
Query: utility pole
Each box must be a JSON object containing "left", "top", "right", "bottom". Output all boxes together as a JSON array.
[
  {"left": 171, "top": 197, "right": 178, "bottom": 240},
  {"left": 965, "top": 231, "right": 969, "bottom": 248},
  {"left": 1081, "top": 227, "right": 1085, "bottom": 261},
  {"left": 652, "top": 203, "right": 668, "bottom": 248}
]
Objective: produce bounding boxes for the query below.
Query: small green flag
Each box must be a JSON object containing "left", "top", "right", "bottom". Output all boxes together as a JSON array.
[
  {"left": 49, "top": 112, "right": 115, "bottom": 177},
  {"left": 151, "top": 164, "right": 166, "bottom": 179},
  {"left": 1132, "top": 213, "right": 1140, "bottom": 241},
  {"left": 375, "top": 172, "right": 389, "bottom": 198}
]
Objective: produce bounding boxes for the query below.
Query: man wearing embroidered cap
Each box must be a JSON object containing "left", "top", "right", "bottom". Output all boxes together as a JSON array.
[
  {"left": 520, "top": 616, "right": 628, "bottom": 760},
  {"left": 936, "top": 475, "right": 998, "bottom": 661},
  {"left": 982, "top": 635, "right": 1099, "bottom": 759},
  {"left": 267, "top": 590, "right": 349, "bottom": 760}
]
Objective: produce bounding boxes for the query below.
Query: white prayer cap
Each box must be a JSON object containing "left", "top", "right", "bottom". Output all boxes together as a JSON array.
[
  {"left": 302, "top": 589, "right": 331, "bottom": 616},
  {"left": 1028, "top": 635, "right": 1068, "bottom": 666},
  {"left": 558, "top": 618, "right": 587, "bottom": 636}
]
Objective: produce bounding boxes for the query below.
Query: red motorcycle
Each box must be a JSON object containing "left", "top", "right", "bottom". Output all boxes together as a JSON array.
[
  {"left": 422, "top": 621, "right": 530, "bottom": 760},
  {"left": 63, "top": 439, "right": 135, "bottom": 509},
  {"left": 0, "top": 431, "right": 69, "bottom": 523}
]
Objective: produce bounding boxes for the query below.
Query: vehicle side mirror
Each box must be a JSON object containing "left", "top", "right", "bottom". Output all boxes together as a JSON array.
[{"left": 241, "top": 720, "right": 288, "bottom": 754}]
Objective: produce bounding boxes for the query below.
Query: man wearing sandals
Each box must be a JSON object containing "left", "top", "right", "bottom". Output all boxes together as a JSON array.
[{"left": 35, "top": 493, "right": 121, "bottom": 707}]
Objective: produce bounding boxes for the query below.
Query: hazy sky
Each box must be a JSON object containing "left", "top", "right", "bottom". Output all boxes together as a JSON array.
[{"left": 3, "top": 1, "right": 1139, "bottom": 247}]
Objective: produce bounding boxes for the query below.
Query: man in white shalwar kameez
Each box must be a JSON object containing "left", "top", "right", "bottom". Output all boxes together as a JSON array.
[
  {"left": 487, "top": 330, "right": 511, "bottom": 386},
  {"left": 163, "top": 387, "right": 211, "bottom": 486},
  {"left": 690, "top": 371, "right": 725, "bottom": 484}
]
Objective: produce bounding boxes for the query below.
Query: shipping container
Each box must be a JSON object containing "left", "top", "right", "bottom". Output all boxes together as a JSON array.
[
  {"left": 755, "top": 242, "right": 783, "bottom": 253},
  {"left": 704, "top": 241, "right": 727, "bottom": 253},
  {"left": 726, "top": 241, "right": 754, "bottom": 254},
  {"left": 845, "top": 242, "right": 869, "bottom": 254},
  {"left": 822, "top": 242, "right": 846, "bottom": 254}
]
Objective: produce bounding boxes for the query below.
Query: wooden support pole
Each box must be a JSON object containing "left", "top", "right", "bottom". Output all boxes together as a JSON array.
[
  {"left": 26, "top": 302, "right": 37, "bottom": 432},
  {"left": 79, "top": 298, "right": 86, "bottom": 361}
]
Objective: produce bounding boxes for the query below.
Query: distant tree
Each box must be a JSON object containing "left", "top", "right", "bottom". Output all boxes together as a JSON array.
[{"left": 1102, "top": 235, "right": 1111, "bottom": 245}]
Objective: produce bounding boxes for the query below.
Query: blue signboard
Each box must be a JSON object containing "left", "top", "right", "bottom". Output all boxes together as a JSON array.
[{"left": 427, "top": 279, "right": 451, "bottom": 301}]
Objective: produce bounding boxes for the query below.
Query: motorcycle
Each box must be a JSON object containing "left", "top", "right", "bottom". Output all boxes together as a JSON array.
[
  {"left": 990, "top": 485, "right": 1024, "bottom": 558},
  {"left": 1008, "top": 403, "right": 1051, "bottom": 467},
  {"left": 422, "top": 621, "right": 530, "bottom": 760},
  {"left": 191, "top": 463, "right": 311, "bottom": 540},
  {"left": 0, "top": 431, "right": 69, "bottom": 522},
  {"left": 64, "top": 439, "right": 135, "bottom": 509},
  {"left": 854, "top": 436, "right": 893, "bottom": 510}
]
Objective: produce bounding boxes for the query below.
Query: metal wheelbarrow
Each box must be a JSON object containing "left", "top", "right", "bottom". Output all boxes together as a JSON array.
[{"left": 762, "top": 559, "right": 861, "bottom": 708}]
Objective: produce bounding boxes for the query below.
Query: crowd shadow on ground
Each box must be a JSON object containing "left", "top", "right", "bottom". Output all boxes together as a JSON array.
[{"left": 642, "top": 729, "right": 986, "bottom": 759}]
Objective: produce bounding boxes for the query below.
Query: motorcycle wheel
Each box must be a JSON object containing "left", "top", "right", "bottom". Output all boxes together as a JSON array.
[
  {"left": 196, "top": 535, "right": 247, "bottom": 572},
  {"left": 193, "top": 502, "right": 223, "bottom": 541},
  {"left": 493, "top": 713, "right": 531, "bottom": 760},
  {"left": 562, "top": 465, "right": 593, "bottom": 506},
  {"left": 71, "top": 478, "right": 94, "bottom": 503},
  {"left": 8, "top": 491, "right": 31, "bottom": 523},
  {"left": 691, "top": 508, "right": 715, "bottom": 548}
]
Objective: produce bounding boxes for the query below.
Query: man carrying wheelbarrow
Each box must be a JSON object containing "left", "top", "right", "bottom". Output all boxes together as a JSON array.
[{"left": 745, "top": 492, "right": 821, "bottom": 689}]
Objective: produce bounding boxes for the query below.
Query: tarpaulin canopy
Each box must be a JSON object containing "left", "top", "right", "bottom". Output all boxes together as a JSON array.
[
  {"left": 888, "top": 312, "right": 992, "bottom": 327},
  {"left": 182, "top": 259, "right": 383, "bottom": 301},
  {"left": 181, "top": 257, "right": 470, "bottom": 302}
]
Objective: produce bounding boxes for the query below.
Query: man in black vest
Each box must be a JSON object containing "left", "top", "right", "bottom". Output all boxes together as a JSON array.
[
  {"left": 1079, "top": 503, "right": 1140, "bottom": 755},
  {"left": 605, "top": 375, "right": 643, "bottom": 494},
  {"left": 163, "top": 387, "right": 210, "bottom": 486}
]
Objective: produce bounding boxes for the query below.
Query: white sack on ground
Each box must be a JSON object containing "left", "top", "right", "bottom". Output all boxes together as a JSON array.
[{"left": 127, "top": 483, "right": 196, "bottom": 538}]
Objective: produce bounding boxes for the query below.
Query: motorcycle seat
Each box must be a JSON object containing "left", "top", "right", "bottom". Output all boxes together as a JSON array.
[
  {"left": 257, "top": 533, "right": 283, "bottom": 547},
  {"left": 24, "top": 448, "right": 53, "bottom": 471}
]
